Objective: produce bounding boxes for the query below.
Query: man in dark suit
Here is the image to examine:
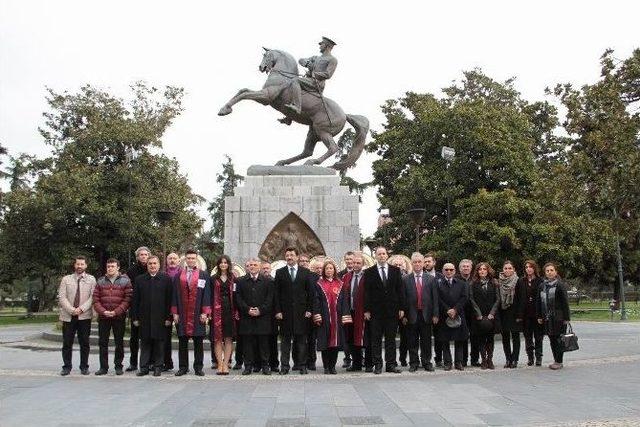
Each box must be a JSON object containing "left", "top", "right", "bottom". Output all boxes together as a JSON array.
[
  {"left": 338, "top": 251, "right": 355, "bottom": 368},
  {"left": 424, "top": 252, "right": 446, "bottom": 367},
  {"left": 402, "top": 252, "right": 439, "bottom": 372},
  {"left": 274, "top": 247, "right": 315, "bottom": 375},
  {"left": 363, "top": 246, "right": 405, "bottom": 374},
  {"left": 299, "top": 254, "right": 318, "bottom": 371},
  {"left": 236, "top": 258, "right": 274, "bottom": 375}
]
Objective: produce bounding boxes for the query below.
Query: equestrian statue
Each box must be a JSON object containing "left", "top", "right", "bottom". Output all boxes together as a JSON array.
[{"left": 218, "top": 37, "right": 369, "bottom": 171}]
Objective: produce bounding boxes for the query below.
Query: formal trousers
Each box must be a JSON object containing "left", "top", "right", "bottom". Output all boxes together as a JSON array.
[
  {"left": 178, "top": 335, "right": 204, "bottom": 371},
  {"left": 321, "top": 348, "right": 339, "bottom": 370},
  {"left": 280, "top": 333, "right": 307, "bottom": 370},
  {"left": 307, "top": 327, "right": 318, "bottom": 368},
  {"left": 398, "top": 321, "right": 409, "bottom": 364},
  {"left": 139, "top": 338, "right": 164, "bottom": 370},
  {"left": 97, "top": 317, "right": 125, "bottom": 370},
  {"left": 441, "top": 340, "right": 465, "bottom": 366},
  {"left": 269, "top": 333, "right": 279, "bottom": 369},
  {"left": 407, "top": 312, "right": 433, "bottom": 367},
  {"left": 129, "top": 317, "right": 140, "bottom": 368},
  {"left": 62, "top": 317, "right": 91, "bottom": 370},
  {"left": 164, "top": 324, "right": 174, "bottom": 369},
  {"left": 523, "top": 317, "right": 544, "bottom": 361},
  {"left": 370, "top": 315, "right": 398, "bottom": 368},
  {"left": 478, "top": 334, "right": 495, "bottom": 361},
  {"left": 549, "top": 324, "right": 567, "bottom": 363},
  {"left": 243, "top": 334, "right": 269, "bottom": 369},
  {"left": 501, "top": 331, "right": 521, "bottom": 363}
]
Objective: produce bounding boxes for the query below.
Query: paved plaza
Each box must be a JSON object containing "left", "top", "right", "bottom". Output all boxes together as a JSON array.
[{"left": 0, "top": 321, "right": 639, "bottom": 426}]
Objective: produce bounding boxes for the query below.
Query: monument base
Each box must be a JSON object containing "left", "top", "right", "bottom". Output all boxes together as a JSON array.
[{"left": 224, "top": 165, "right": 360, "bottom": 262}]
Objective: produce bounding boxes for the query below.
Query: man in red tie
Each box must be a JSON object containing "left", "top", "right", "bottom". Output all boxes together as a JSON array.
[
  {"left": 402, "top": 252, "right": 439, "bottom": 372},
  {"left": 58, "top": 256, "right": 97, "bottom": 376}
]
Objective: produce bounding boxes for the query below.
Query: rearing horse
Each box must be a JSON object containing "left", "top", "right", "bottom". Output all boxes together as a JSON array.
[{"left": 218, "top": 48, "right": 369, "bottom": 171}]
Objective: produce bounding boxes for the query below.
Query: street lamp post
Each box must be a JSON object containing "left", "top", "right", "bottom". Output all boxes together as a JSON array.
[
  {"left": 406, "top": 208, "right": 427, "bottom": 252},
  {"left": 441, "top": 146, "right": 455, "bottom": 256},
  {"left": 125, "top": 147, "right": 138, "bottom": 267},
  {"left": 613, "top": 206, "right": 627, "bottom": 320},
  {"left": 156, "top": 209, "right": 175, "bottom": 269}
]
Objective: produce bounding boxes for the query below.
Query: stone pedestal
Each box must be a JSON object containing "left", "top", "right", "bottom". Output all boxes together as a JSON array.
[{"left": 223, "top": 165, "right": 360, "bottom": 262}]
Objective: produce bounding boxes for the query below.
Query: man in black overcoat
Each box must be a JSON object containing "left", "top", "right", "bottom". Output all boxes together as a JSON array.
[
  {"left": 436, "top": 262, "right": 469, "bottom": 371},
  {"left": 125, "top": 246, "right": 150, "bottom": 372},
  {"left": 131, "top": 256, "right": 173, "bottom": 377},
  {"left": 236, "top": 258, "right": 274, "bottom": 375},
  {"left": 402, "top": 252, "right": 439, "bottom": 372},
  {"left": 363, "top": 246, "right": 405, "bottom": 374},
  {"left": 274, "top": 247, "right": 315, "bottom": 375}
]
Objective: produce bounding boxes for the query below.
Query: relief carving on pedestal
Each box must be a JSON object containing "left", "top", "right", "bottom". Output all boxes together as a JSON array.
[{"left": 259, "top": 212, "right": 325, "bottom": 262}]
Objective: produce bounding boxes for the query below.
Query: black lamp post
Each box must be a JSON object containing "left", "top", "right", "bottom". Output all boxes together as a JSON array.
[
  {"left": 156, "top": 209, "right": 175, "bottom": 268},
  {"left": 406, "top": 208, "right": 427, "bottom": 252},
  {"left": 441, "top": 146, "right": 456, "bottom": 256}
]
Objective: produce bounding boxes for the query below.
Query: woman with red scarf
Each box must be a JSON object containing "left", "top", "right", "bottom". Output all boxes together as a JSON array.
[
  {"left": 314, "top": 259, "right": 345, "bottom": 374},
  {"left": 210, "top": 255, "right": 236, "bottom": 375}
]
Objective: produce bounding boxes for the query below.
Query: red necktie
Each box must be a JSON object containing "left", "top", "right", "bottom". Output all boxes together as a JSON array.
[{"left": 416, "top": 275, "right": 423, "bottom": 310}]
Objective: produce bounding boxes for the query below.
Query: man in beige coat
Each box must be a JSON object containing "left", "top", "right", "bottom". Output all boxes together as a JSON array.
[{"left": 58, "top": 255, "right": 96, "bottom": 376}]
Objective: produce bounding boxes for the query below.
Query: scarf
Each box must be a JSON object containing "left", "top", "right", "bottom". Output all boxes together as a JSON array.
[
  {"left": 540, "top": 278, "right": 558, "bottom": 320},
  {"left": 498, "top": 272, "right": 519, "bottom": 309},
  {"left": 165, "top": 266, "right": 181, "bottom": 279}
]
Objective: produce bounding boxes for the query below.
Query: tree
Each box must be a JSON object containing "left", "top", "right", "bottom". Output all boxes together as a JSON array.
[
  {"left": 368, "top": 70, "right": 543, "bottom": 258},
  {"left": 207, "top": 155, "right": 244, "bottom": 242},
  {"left": 0, "top": 83, "right": 204, "bottom": 309}
]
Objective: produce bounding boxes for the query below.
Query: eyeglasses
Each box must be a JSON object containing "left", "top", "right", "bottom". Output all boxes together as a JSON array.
[{"left": 444, "top": 268, "right": 454, "bottom": 271}]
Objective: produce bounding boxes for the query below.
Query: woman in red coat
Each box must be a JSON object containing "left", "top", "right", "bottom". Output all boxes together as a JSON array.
[
  {"left": 314, "top": 260, "right": 345, "bottom": 374},
  {"left": 210, "top": 255, "right": 236, "bottom": 375}
]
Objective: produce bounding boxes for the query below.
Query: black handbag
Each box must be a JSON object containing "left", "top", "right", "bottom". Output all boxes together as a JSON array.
[{"left": 559, "top": 322, "right": 579, "bottom": 352}]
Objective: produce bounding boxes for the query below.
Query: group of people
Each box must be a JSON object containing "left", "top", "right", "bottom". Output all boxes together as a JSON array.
[{"left": 57, "top": 245, "right": 571, "bottom": 377}]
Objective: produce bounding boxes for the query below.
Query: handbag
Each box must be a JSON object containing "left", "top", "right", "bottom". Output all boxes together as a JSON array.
[
  {"left": 559, "top": 322, "right": 579, "bottom": 352},
  {"left": 445, "top": 315, "right": 462, "bottom": 328}
]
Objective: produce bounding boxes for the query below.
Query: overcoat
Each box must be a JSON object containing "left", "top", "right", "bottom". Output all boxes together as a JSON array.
[{"left": 132, "top": 272, "right": 173, "bottom": 340}]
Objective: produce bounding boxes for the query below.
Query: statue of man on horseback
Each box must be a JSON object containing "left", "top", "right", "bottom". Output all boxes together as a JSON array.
[{"left": 218, "top": 37, "right": 368, "bottom": 171}]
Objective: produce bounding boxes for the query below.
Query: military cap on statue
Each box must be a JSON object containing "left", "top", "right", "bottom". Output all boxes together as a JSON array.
[{"left": 321, "top": 36, "right": 337, "bottom": 46}]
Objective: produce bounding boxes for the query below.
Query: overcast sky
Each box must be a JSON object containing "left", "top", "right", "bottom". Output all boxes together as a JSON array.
[{"left": 1, "top": 1, "right": 638, "bottom": 236}]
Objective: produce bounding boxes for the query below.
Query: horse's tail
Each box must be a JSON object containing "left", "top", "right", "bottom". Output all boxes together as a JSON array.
[{"left": 332, "top": 114, "right": 369, "bottom": 171}]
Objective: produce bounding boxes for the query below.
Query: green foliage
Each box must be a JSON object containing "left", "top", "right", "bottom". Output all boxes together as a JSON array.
[
  {"left": 0, "top": 83, "right": 204, "bottom": 309},
  {"left": 207, "top": 155, "right": 244, "bottom": 241}
]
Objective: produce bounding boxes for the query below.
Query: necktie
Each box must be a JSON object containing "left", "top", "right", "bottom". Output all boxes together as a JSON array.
[
  {"left": 351, "top": 273, "right": 359, "bottom": 307},
  {"left": 73, "top": 277, "right": 81, "bottom": 308},
  {"left": 290, "top": 267, "right": 296, "bottom": 281},
  {"left": 380, "top": 266, "right": 387, "bottom": 285},
  {"left": 416, "top": 274, "right": 423, "bottom": 310},
  {"left": 187, "top": 269, "right": 193, "bottom": 284}
]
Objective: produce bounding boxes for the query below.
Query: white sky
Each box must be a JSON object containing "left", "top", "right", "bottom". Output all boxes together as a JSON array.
[{"left": 1, "top": 1, "right": 638, "bottom": 236}]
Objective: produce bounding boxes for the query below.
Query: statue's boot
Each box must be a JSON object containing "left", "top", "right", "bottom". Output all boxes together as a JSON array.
[{"left": 278, "top": 116, "right": 293, "bottom": 125}]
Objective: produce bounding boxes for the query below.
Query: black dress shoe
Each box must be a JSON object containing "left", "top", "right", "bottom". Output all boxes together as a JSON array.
[
  {"left": 324, "top": 368, "right": 330, "bottom": 374},
  {"left": 80, "top": 368, "right": 89, "bottom": 375},
  {"left": 435, "top": 361, "right": 443, "bottom": 368},
  {"left": 409, "top": 365, "right": 418, "bottom": 372},
  {"left": 535, "top": 359, "right": 542, "bottom": 366},
  {"left": 308, "top": 365, "right": 317, "bottom": 371},
  {"left": 527, "top": 357, "right": 534, "bottom": 366},
  {"left": 300, "top": 367, "right": 308, "bottom": 375},
  {"left": 346, "top": 366, "right": 362, "bottom": 372},
  {"left": 125, "top": 365, "right": 137, "bottom": 372},
  {"left": 136, "top": 370, "right": 149, "bottom": 376},
  {"left": 153, "top": 368, "right": 162, "bottom": 377},
  {"left": 175, "top": 368, "right": 188, "bottom": 376},
  {"left": 253, "top": 366, "right": 261, "bottom": 373},
  {"left": 94, "top": 368, "right": 108, "bottom": 376},
  {"left": 60, "top": 368, "right": 71, "bottom": 376},
  {"left": 329, "top": 368, "right": 337, "bottom": 374},
  {"left": 194, "top": 369, "right": 205, "bottom": 376},
  {"left": 400, "top": 360, "right": 408, "bottom": 367},
  {"left": 374, "top": 366, "right": 382, "bottom": 374},
  {"left": 365, "top": 366, "right": 374, "bottom": 373},
  {"left": 462, "top": 361, "right": 468, "bottom": 367},
  {"left": 386, "top": 366, "right": 401, "bottom": 374},
  {"left": 443, "top": 364, "right": 452, "bottom": 371},
  {"left": 511, "top": 361, "right": 518, "bottom": 369},
  {"left": 233, "top": 363, "right": 242, "bottom": 370},
  {"left": 242, "top": 368, "right": 252, "bottom": 375},
  {"left": 262, "top": 367, "right": 271, "bottom": 375},
  {"left": 424, "top": 364, "right": 435, "bottom": 372},
  {"left": 115, "top": 367, "right": 124, "bottom": 376},
  {"left": 471, "top": 361, "right": 481, "bottom": 367},
  {"left": 271, "top": 366, "right": 280, "bottom": 373},
  {"left": 279, "top": 368, "right": 289, "bottom": 375},
  {"left": 163, "top": 367, "right": 171, "bottom": 372},
  {"left": 454, "top": 363, "right": 464, "bottom": 371}
]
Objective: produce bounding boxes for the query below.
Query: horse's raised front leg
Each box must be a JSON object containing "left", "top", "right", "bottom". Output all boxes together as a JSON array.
[
  {"left": 275, "top": 128, "right": 318, "bottom": 166},
  {"left": 304, "top": 131, "right": 338, "bottom": 165},
  {"left": 218, "top": 88, "right": 271, "bottom": 116}
]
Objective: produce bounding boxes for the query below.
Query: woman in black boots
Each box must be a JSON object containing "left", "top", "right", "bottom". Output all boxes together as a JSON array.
[
  {"left": 498, "top": 260, "right": 525, "bottom": 368},
  {"left": 520, "top": 260, "right": 544, "bottom": 366},
  {"left": 537, "top": 262, "right": 571, "bottom": 370},
  {"left": 470, "top": 262, "right": 500, "bottom": 369}
]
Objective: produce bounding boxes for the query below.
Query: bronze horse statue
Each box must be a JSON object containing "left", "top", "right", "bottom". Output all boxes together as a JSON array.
[{"left": 218, "top": 48, "right": 368, "bottom": 171}]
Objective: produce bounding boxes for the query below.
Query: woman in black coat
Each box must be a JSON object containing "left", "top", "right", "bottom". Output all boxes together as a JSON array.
[
  {"left": 469, "top": 262, "right": 500, "bottom": 370},
  {"left": 520, "top": 260, "right": 544, "bottom": 366},
  {"left": 498, "top": 260, "right": 525, "bottom": 368},
  {"left": 536, "top": 262, "right": 571, "bottom": 370}
]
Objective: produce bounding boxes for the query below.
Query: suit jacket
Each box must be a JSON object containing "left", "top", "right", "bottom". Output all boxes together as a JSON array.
[
  {"left": 363, "top": 263, "right": 405, "bottom": 319},
  {"left": 402, "top": 271, "right": 438, "bottom": 324},
  {"left": 58, "top": 273, "right": 97, "bottom": 321},
  {"left": 171, "top": 269, "right": 212, "bottom": 337},
  {"left": 274, "top": 265, "right": 315, "bottom": 335},
  {"left": 338, "top": 270, "right": 367, "bottom": 346},
  {"left": 236, "top": 274, "right": 274, "bottom": 335}
]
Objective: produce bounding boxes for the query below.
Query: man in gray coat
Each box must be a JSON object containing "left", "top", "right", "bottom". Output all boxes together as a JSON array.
[{"left": 402, "top": 252, "right": 439, "bottom": 372}]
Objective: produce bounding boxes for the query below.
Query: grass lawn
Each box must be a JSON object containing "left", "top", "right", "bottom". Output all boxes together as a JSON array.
[
  {"left": 0, "top": 314, "right": 59, "bottom": 327},
  {"left": 570, "top": 301, "right": 640, "bottom": 322}
]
